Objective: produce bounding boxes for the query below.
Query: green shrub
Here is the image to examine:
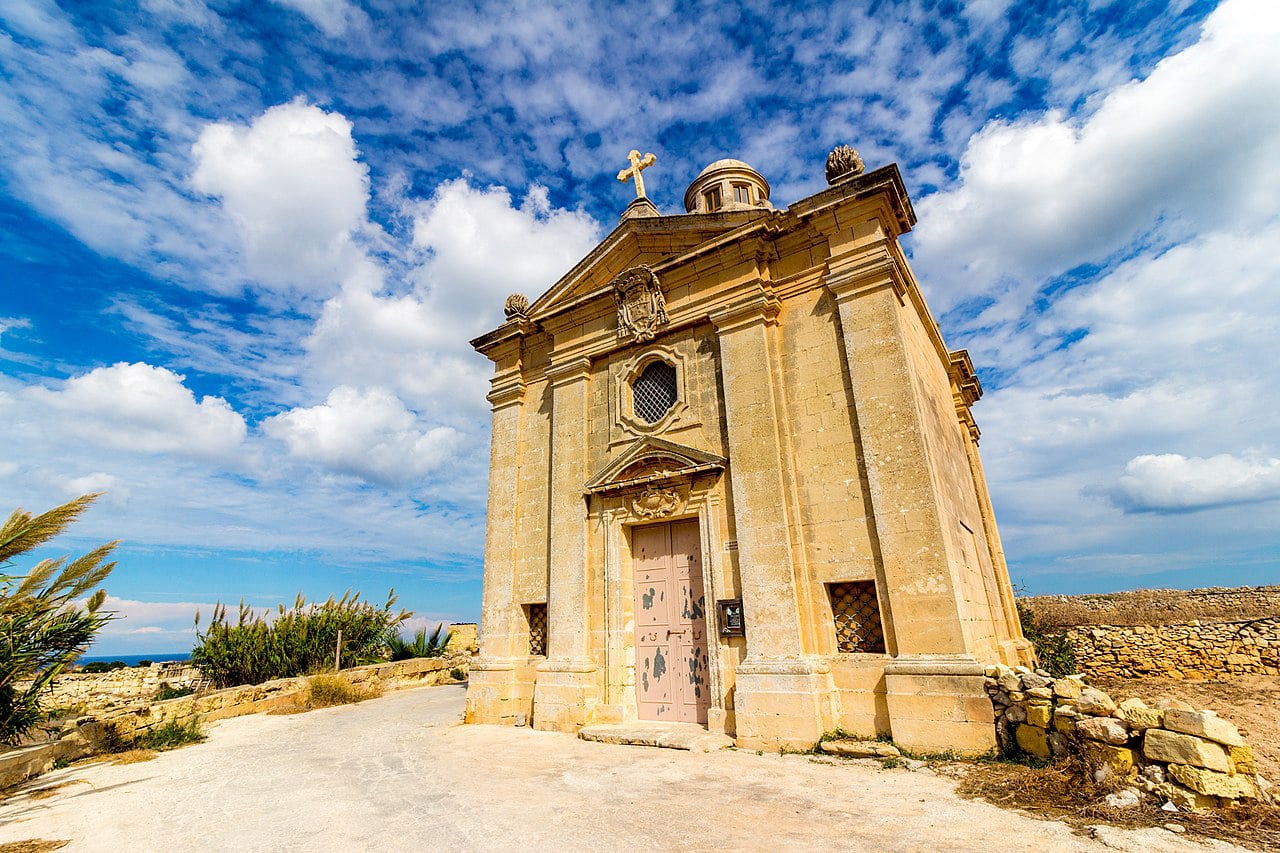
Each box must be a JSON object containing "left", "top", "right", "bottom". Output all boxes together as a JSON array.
[
  {"left": 307, "top": 674, "right": 362, "bottom": 708},
  {"left": 386, "top": 625, "right": 452, "bottom": 661},
  {"left": 191, "top": 591, "right": 409, "bottom": 688},
  {"left": 135, "top": 659, "right": 152, "bottom": 668},
  {"left": 81, "top": 660, "right": 128, "bottom": 674},
  {"left": 0, "top": 494, "right": 118, "bottom": 744},
  {"left": 135, "top": 717, "right": 204, "bottom": 750},
  {"left": 1016, "top": 599, "right": 1077, "bottom": 677},
  {"left": 449, "top": 667, "right": 465, "bottom": 681},
  {"left": 154, "top": 683, "right": 194, "bottom": 701}
]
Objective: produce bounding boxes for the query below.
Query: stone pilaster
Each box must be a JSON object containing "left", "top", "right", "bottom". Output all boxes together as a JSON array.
[
  {"left": 711, "top": 292, "right": 832, "bottom": 751},
  {"left": 826, "top": 248, "right": 995, "bottom": 755},
  {"left": 465, "top": 360, "right": 536, "bottom": 726},
  {"left": 532, "top": 355, "right": 600, "bottom": 732}
]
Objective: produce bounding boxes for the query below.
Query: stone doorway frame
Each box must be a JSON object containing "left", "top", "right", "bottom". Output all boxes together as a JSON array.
[{"left": 587, "top": 462, "right": 732, "bottom": 734}]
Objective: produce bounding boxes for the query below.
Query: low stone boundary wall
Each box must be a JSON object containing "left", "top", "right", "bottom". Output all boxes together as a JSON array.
[
  {"left": 21, "top": 661, "right": 205, "bottom": 714},
  {"left": 986, "top": 664, "right": 1271, "bottom": 810},
  {"left": 1, "top": 654, "right": 469, "bottom": 791},
  {"left": 1067, "top": 618, "right": 1280, "bottom": 680}
]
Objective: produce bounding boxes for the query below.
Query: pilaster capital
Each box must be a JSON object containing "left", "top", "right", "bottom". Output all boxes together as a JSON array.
[
  {"left": 709, "top": 289, "right": 781, "bottom": 335},
  {"left": 487, "top": 374, "right": 526, "bottom": 409},
  {"left": 824, "top": 244, "right": 908, "bottom": 303},
  {"left": 948, "top": 349, "right": 983, "bottom": 407},
  {"left": 545, "top": 355, "right": 593, "bottom": 387}
]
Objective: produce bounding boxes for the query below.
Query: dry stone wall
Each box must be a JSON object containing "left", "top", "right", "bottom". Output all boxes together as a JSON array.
[
  {"left": 27, "top": 662, "right": 204, "bottom": 713},
  {"left": 986, "top": 664, "right": 1271, "bottom": 811},
  {"left": 1068, "top": 618, "right": 1279, "bottom": 680}
]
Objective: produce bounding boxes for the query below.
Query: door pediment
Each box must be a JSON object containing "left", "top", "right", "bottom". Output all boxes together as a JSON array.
[{"left": 584, "top": 437, "right": 726, "bottom": 496}]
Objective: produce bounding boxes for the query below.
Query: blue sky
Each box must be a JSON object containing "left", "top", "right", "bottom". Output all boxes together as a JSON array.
[{"left": 2, "top": 0, "right": 1277, "bottom": 654}]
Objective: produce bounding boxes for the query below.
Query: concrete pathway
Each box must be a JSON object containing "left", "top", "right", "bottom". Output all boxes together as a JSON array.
[{"left": 0, "top": 685, "right": 1241, "bottom": 852}]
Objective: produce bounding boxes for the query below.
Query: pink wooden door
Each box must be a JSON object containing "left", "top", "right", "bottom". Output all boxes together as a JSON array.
[{"left": 632, "top": 519, "right": 709, "bottom": 723}]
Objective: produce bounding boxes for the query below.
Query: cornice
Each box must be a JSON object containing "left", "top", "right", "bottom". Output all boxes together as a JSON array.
[{"left": 709, "top": 288, "right": 782, "bottom": 334}]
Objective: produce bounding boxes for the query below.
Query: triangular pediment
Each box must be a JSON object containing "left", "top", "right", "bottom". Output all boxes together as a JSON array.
[
  {"left": 584, "top": 436, "right": 727, "bottom": 495},
  {"left": 528, "top": 211, "right": 763, "bottom": 321}
]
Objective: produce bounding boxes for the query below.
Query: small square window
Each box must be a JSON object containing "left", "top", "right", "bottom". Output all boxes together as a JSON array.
[
  {"left": 526, "top": 603, "right": 547, "bottom": 656},
  {"left": 829, "top": 582, "right": 886, "bottom": 654},
  {"left": 733, "top": 184, "right": 752, "bottom": 204},
  {"left": 704, "top": 187, "right": 722, "bottom": 211}
]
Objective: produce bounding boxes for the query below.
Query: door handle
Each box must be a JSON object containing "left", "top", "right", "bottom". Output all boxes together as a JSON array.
[{"left": 667, "top": 629, "right": 686, "bottom": 636}]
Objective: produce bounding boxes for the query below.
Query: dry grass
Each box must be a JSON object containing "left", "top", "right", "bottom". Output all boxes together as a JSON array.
[
  {"left": 305, "top": 675, "right": 381, "bottom": 709},
  {"left": 957, "top": 759, "right": 1280, "bottom": 851},
  {"left": 1022, "top": 586, "right": 1280, "bottom": 629},
  {"left": 26, "top": 781, "right": 89, "bottom": 801},
  {"left": 0, "top": 841, "right": 70, "bottom": 853},
  {"left": 108, "top": 748, "right": 158, "bottom": 764}
]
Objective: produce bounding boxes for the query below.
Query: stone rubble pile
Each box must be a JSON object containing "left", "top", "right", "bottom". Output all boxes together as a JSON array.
[{"left": 986, "top": 664, "right": 1272, "bottom": 811}]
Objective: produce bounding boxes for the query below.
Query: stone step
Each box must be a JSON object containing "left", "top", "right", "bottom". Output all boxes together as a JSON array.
[{"left": 578, "top": 722, "right": 734, "bottom": 753}]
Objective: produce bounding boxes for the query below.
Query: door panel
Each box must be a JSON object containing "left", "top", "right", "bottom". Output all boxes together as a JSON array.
[{"left": 633, "top": 519, "right": 710, "bottom": 724}]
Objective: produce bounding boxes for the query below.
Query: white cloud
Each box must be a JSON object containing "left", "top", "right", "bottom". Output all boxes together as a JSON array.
[
  {"left": 1117, "top": 454, "right": 1280, "bottom": 512},
  {"left": 24, "top": 362, "right": 246, "bottom": 459},
  {"left": 270, "top": 0, "right": 362, "bottom": 37},
  {"left": 912, "top": 0, "right": 1280, "bottom": 316},
  {"left": 264, "top": 386, "right": 462, "bottom": 486},
  {"left": 191, "top": 100, "right": 376, "bottom": 294}
]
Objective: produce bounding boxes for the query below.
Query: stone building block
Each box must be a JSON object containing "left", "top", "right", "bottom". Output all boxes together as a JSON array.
[
  {"left": 1016, "top": 724, "right": 1050, "bottom": 758},
  {"left": 1142, "top": 728, "right": 1230, "bottom": 773},
  {"left": 1167, "top": 763, "right": 1258, "bottom": 799},
  {"left": 1081, "top": 742, "right": 1136, "bottom": 778},
  {"left": 1162, "top": 709, "right": 1245, "bottom": 747},
  {"left": 1024, "top": 703, "right": 1052, "bottom": 728},
  {"left": 1052, "top": 678, "right": 1082, "bottom": 699},
  {"left": 733, "top": 665, "right": 832, "bottom": 752},
  {"left": 531, "top": 665, "right": 599, "bottom": 733},
  {"left": 1075, "top": 687, "right": 1116, "bottom": 716},
  {"left": 1229, "top": 744, "right": 1257, "bottom": 776},
  {"left": 885, "top": 662, "right": 996, "bottom": 756},
  {"left": 1076, "top": 716, "right": 1129, "bottom": 745},
  {"left": 1115, "top": 698, "right": 1163, "bottom": 730}
]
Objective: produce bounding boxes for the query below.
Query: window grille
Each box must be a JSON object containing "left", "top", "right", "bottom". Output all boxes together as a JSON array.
[
  {"left": 829, "top": 582, "right": 886, "bottom": 654},
  {"left": 632, "top": 360, "right": 678, "bottom": 424},
  {"left": 526, "top": 603, "right": 547, "bottom": 656}
]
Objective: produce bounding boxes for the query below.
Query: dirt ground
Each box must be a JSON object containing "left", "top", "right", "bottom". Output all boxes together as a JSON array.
[
  {"left": 1091, "top": 674, "right": 1280, "bottom": 781},
  {"left": 0, "top": 684, "right": 1244, "bottom": 852}
]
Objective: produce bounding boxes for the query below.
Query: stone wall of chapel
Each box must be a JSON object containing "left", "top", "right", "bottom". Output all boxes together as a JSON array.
[
  {"left": 776, "top": 287, "right": 880, "bottom": 656},
  {"left": 897, "top": 300, "right": 1003, "bottom": 660},
  {"left": 512, "top": 338, "right": 553, "bottom": 607}
]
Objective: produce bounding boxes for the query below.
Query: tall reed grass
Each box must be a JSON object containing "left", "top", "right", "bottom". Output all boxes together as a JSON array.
[{"left": 191, "top": 591, "right": 409, "bottom": 688}]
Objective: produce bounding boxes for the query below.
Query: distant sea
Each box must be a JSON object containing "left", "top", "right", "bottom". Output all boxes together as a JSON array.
[{"left": 75, "top": 653, "right": 192, "bottom": 667}]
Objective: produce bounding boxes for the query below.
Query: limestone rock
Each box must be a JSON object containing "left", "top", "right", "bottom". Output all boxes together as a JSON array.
[
  {"left": 997, "top": 671, "right": 1022, "bottom": 693},
  {"left": 1161, "top": 782, "right": 1219, "bottom": 811},
  {"left": 1077, "top": 716, "right": 1129, "bottom": 746},
  {"left": 1083, "top": 742, "right": 1136, "bottom": 781},
  {"left": 819, "top": 739, "right": 901, "bottom": 759},
  {"left": 1025, "top": 686, "right": 1053, "bottom": 700},
  {"left": 1162, "top": 708, "right": 1245, "bottom": 747},
  {"left": 1005, "top": 704, "right": 1027, "bottom": 724},
  {"left": 1021, "top": 673, "right": 1051, "bottom": 691},
  {"left": 1076, "top": 687, "right": 1116, "bottom": 716},
  {"left": 1142, "top": 729, "right": 1230, "bottom": 773},
  {"left": 1052, "top": 678, "right": 1082, "bottom": 700},
  {"left": 1104, "top": 788, "right": 1141, "bottom": 809},
  {"left": 1016, "top": 724, "right": 1050, "bottom": 758},
  {"left": 1154, "top": 698, "right": 1194, "bottom": 712},
  {"left": 1025, "top": 703, "right": 1052, "bottom": 728},
  {"left": 1229, "top": 744, "right": 1257, "bottom": 776},
  {"left": 1167, "top": 763, "right": 1258, "bottom": 799},
  {"left": 1115, "top": 698, "right": 1163, "bottom": 731}
]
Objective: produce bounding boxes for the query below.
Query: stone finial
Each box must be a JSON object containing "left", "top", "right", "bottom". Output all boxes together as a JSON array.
[
  {"left": 825, "top": 144, "right": 865, "bottom": 185},
  {"left": 617, "top": 149, "right": 657, "bottom": 199},
  {"left": 503, "top": 292, "right": 530, "bottom": 319}
]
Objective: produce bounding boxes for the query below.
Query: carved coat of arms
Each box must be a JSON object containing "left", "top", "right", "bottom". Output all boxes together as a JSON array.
[
  {"left": 612, "top": 265, "right": 669, "bottom": 342},
  {"left": 630, "top": 485, "right": 683, "bottom": 519}
]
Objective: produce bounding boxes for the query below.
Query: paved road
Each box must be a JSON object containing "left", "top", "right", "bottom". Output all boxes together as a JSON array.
[{"left": 0, "top": 685, "right": 1237, "bottom": 852}]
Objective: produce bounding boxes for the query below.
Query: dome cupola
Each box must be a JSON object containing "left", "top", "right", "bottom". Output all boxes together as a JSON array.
[{"left": 683, "top": 158, "right": 773, "bottom": 214}]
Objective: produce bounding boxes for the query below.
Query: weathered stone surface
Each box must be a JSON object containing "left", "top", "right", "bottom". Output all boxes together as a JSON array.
[
  {"left": 1082, "top": 742, "right": 1136, "bottom": 780},
  {"left": 1020, "top": 673, "right": 1051, "bottom": 691},
  {"left": 1025, "top": 686, "right": 1053, "bottom": 700},
  {"left": 1075, "top": 688, "right": 1116, "bottom": 716},
  {"left": 1115, "top": 698, "right": 1163, "bottom": 731},
  {"left": 1229, "top": 744, "right": 1256, "bottom": 776},
  {"left": 1077, "top": 716, "right": 1129, "bottom": 745},
  {"left": 1167, "top": 764, "right": 1258, "bottom": 799},
  {"left": 1159, "top": 782, "right": 1219, "bottom": 811},
  {"left": 1005, "top": 704, "right": 1027, "bottom": 723},
  {"left": 1025, "top": 703, "right": 1052, "bottom": 728},
  {"left": 1016, "top": 724, "right": 1050, "bottom": 758},
  {"left": 1142, "top": 729, "right": 1230, "bottom": 773},
  {"left": 1104, "top": 788, "right": 1141, "bottom": 809},
  {"left": 997, "top": 671, "right": 1022, "bottom": 693},
  {"left": 1161, "top": 709, "right": 1245, "bottom": 747},
  {"left": 1154, "top": 698, "right": 1194, "bottom": 712},
  {"left": 818, "top": 739, "right": 902, "bottom": 759},
  {"left": 1051, "top": 678, "right": 1081, "bottom": 699}
]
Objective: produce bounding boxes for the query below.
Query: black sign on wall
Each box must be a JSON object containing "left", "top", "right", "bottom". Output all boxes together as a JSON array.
[{"left": 718, "top": 598, "right": 745, "bottom": 637}]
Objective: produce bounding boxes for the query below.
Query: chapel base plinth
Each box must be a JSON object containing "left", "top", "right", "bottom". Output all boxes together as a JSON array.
[
  {"left": 883, "top": 657, "right": 997, "bottom": 756},
  {"left": 731, "top": 659, "right": 834, "bottom": 751},
  {"left": 532, "top": 659, "right": 600, "bottom": 732},
  {"left": 464, "top": 658, "right": 536, "bottom": 726}
]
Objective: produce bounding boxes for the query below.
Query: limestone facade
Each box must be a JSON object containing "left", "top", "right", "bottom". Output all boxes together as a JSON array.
[{"left": 465, "top": 151, "right": 1033, "bottom": 753}]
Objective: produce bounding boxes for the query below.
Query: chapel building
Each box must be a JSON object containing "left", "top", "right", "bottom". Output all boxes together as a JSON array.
[{"left": 465, "top": 146, "right": 1033, "bottom": 753}]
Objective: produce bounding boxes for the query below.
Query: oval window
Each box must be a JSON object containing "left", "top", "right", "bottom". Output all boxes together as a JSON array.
[{"left": 632, "top": 361, "right": 678, "bottom": 424}]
